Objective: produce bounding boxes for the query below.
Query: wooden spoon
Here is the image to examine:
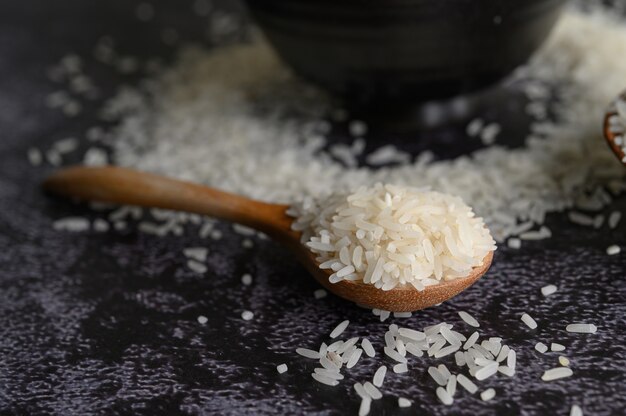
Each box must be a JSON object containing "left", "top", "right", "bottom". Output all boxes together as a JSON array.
[
  {"left": 604, "top": 94, "right": 626, "bottom": 166},
  {"left": 43, "top": 166, "right": 493, "bottom": 312}
]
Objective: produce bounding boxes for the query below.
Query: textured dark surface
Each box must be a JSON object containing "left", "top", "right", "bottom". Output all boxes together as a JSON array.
[{"left": 0, "top": 1, "right": 625, "bottom": 415}]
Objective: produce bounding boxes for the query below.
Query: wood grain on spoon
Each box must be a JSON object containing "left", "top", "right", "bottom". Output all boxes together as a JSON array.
[
  {"left": 43, "top": 166, "right": 493, "bottom": 312},
  {"left": 604, "top": 104, "right": 626, "bottom": 166}
]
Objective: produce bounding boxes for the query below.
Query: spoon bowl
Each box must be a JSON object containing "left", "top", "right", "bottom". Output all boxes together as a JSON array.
[
  {"left": 604, "top": 94, "right": 626, "bottom": 166},
  {"left": 43, "top": 166, "right": 493, "bottom": 312}
]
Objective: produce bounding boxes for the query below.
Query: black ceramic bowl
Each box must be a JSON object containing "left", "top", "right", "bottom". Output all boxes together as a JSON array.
[{"left": 244, "top": 0, "right": 566, "bottom": 105}]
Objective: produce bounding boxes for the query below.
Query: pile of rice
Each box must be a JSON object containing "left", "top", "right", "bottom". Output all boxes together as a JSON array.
[
  {"left": 96, "top": 8, "right": 623, "bottom": 244},
  {"left": 38, "top": 7, "right": 626, "bottom": 246},
  {"left": 290, "top": 184, "right": 496, "bottom": 290}
]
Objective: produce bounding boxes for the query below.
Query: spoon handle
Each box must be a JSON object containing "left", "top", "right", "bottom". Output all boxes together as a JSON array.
[{"left": 43, "top": 166, "right": 295, "bottom": 239}]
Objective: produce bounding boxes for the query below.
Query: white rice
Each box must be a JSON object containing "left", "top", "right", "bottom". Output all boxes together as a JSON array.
[
  {"left": 436, "top": 387, "right": 454, "bottom": 405},
  {"left": 52, "top": 137, "right": 79, "bottom": 154},
  {"left": 312, "top": 373, "right": 339, "bottom": 386},
  {"left": 113, "top": 221, "right": 126, "bottom": 231},
  {"left": 296, "top": 348, "right": 320, "bottom": 360},
  {"left": 446, "top": 375, "right": 457, "bottom": 397},
  {"left": 45, "top": 149, "right": 62, "bottom": 166},
  {"left": 373, "top": 365, "right": 387, "bottom": 387},
  {"left": 507, "top": 237, "right": 521, "bottom": 250},
  {"left": 551, "top": 343, "right": 566, "bottom": 352},
  {"left": 559, "top": 356, "right": 571, "bottom": 367},
  {"left": 320, "top": 355, "right": 340, "bottom": 372},
  {"left": 405, "top": 343, "right": 424, "bottom": 358},
  {"left": 395, "top": 339, "right": 406, "bottom": 357},
  {"left": 452, "top": 331, "right": 468, "bottom": 342},
  {"left": 346, "top": 348, "right": 363, "bottom": 369},
  {"left": 293, "top": 184, "right": 496, "bottom": 289},
  {"left": 441, "top": 327, "right": 462, "bottom": 345},
  {"left": 184, "top": 247, "right": 208, "bottom": 261},
  {"left": 428, "top": 366, "right": 447, "bottom": 386},
  {"left": 398, "top": 398, "right": 411, "bottom": 408},
  {"left": 241, "top": 310, "right": 254, "bottom": 321},
  {"left": 398, "top": 328, "right": 425, "bottom": 341},
  {"left": 393, "top": 363, "right": 409, "bottom": 374},
  {"left": 358, "top": 397, "right": 371, "bottom": 416},
  {"left": 495, "top": 345, "right": 510, "bottom": 363},
  {"left": 353, "top": 382, "right": 369, "bottom": 399},
  {"left": 424, "top": 323, "right": 450, "bottom": 337},
  {"left": 318, "top": 343, "right": 328, "bottom": 357},
  {"left": 187, "top": 259, "right": 207, "bottom": 274},
  {"left": 593, "top": 215, "right": 604, "bottom": 229},
  {"left": 363, "top": 382, "right": 382, "bottom": 400},
  {"left": 480, "top": 123, "right": 501, "bottom": 145},
  {"left": 570, "top": 405, "right": 583, "bottom": 416},
  {"left": 475, "top": 357, "right": 496, "bottom": 367},
  {"left": 27, "top": 147, "right": 42, "bottom": 166},
  {"left": 53, "top": 217, "right": 90, "bottom": 232},
  {"left": 458, "top": 311, "right": 480, "bottom": 328},
  {"left": 541, "top": 285, "right": 558, "bottom": 296},
  {"left": 454, "top": 351, "right": 466, "bottom": 366},
  {"left": 568, "top": 212, "right": 595, "bottom": 226},
  {"left": 326, "top": 341, "right": 342, "bottom": 353},
  {"left": 606, "top": 245, "right": 621, "bottom": 255},
  {"left": 314, "top": 368, "right": 343, "bottom": 381},
  {"left": 427, "top": 339, "right": 446, "bottom": 357},
  {"left": 232, "top": 224, "right": 256, "bottom": 236},
  {"left": 197, "top": 315, "right": 208, "bottom": 324},
  {"left": 384, "top": 347, "right": 407, "bottom": 364},
  {"left": 507, "top": 350, "right": 517, "bottom": 370},
  {"left": 336, "top": 337, "right": 359, "bottom": 354},
  {"left": 484, "top": 342, "right": 501, "bottom": 354},
  {"left": 435, "top": 344, "right": 461, "bottom": 359},
  {"left": 521, "top": 313, "right": 538, "bottom": 329},
  {"left": 341, "top": 347, "right": 357, "bottom": 364},
  {"left": 464, "top": 331, "right": 480, "bottom": 350},
  {"left": 321, "top": 353, "right": 342, "bottom": 369},
  {"left": 566, "top": 323, "right": 598, "bottom": 333},
  {"left": 276, "top": 364, "right": 288, "bottom": 374},
  {"left": 519, "top": 226, "right": 552, "bottom": 241},
  {"left": 480, "top": 388, "right": 496, "bottom": 401},
  {"left": 93, "top": 219, "right": 110, "bottom": 232},
  {"left": 541, "top": 367, "right": 574, "bottom": 381},
  {"left": 457, "top": 374, "right": 478, "bottom": 394},
  {"left": 475, "top": 362, "right": 499, "bottom": 381},
  {"left": 241, "top": 274, "right": 253, "bottom": 285},
  {"left": 329, "top": 320, "right": 350, "bottom": 339},
  {"left": 535, "top": 342, "right": 548, "bottom": 354},
  {"left": 437, "top": 364, "right": 451, "bottom": 380},
  {"left": 361, "top": 338, "right": 376, "bottom": 358},
  {"left": 314, "top": 289, "right": 327, "bottom": 299},
  {"left": 472, "top": 344, "right": 494, "bottom": 360},
  {"left": 384, "top": 332, "right": 395, "bottom": 350},
  {"left": 466, "top": 118, "right": 484, "bottom": 137},
  {"left": 379, "top": 311, "right": 390, "bottom": 322},
  {"left": 83, "top": 148, "right": 108, "bottom": 166},
  {"left": 365, "top": 145, "right": 411, "bottom": 166},
  {"left": 349, "top": 120, "right": 368, "bottom": 137}
]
